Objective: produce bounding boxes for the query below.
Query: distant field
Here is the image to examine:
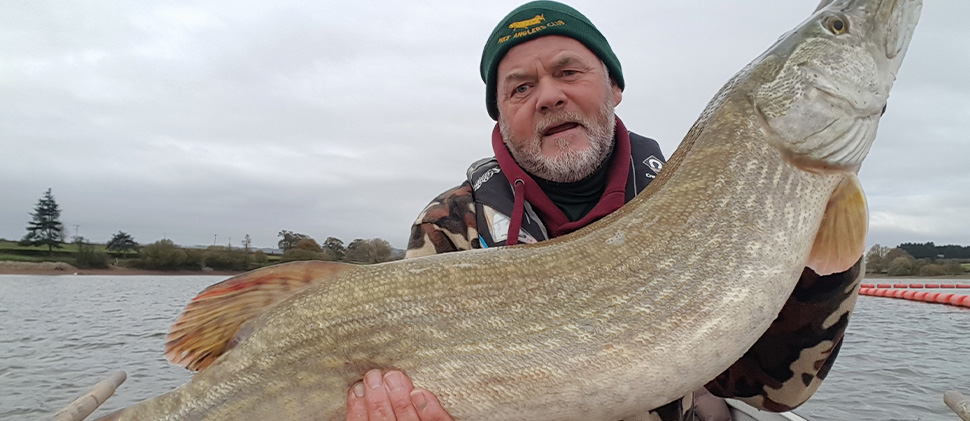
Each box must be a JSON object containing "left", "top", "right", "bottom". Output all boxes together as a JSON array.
[
  {"left": 0, "top": 239, "right": 280, "bottom": 272},
  {"left": 0, "top": 239, "right": 109, "bottom": 253},
  {"left": 0, "top": 240, "right": 47, "bottom": 251},
  {"left": 0, "top": 253, "right": 48, "bottom": 262}
]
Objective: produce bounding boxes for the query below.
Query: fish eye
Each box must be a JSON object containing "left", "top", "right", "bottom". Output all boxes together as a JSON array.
[{"left": 824, "top": 15, "right": 848, "bottom": 35}]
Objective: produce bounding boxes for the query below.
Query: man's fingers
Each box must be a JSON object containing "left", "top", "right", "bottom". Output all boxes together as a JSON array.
[
  {"left": 410, "top": 389, "right": 455, "bottom": 421},
  {"left": 345, "top": 369, "right": 452, "bottom": 421},
  {"left": 361, "top": 369, "right": 397, "bottom": 420},
  {"left": 346, "top": 382, "right": 367, "bottom": 421},
  {"left": 383, "top": 371, "right": 420, "bottom": 420}
]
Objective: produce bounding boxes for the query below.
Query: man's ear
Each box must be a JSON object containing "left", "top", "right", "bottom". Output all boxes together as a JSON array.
[{"left": 611, "top": 80, "right": 622, "bottom": 107}]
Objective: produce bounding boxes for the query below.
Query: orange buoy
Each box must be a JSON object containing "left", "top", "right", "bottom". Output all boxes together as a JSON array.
[
  {"left": 926, "top": 283, "right": 940, "bottom": 288},
  {"left": 909, "top": 283, "right": 924, "bottom": 288},
  {"left": 877, "top": 283, "right": 891, "bottom": 288},
  {"left": 861, "top": 283, "right": 875, "bottom": 289},
  {"left": 941, "top": 284, "right": 957, "bottom": 289},
  {"left": 955, "top": 284, "right": 970, "bottom": 289},
  {"left": 862, "top": 288, "right": 970, "bottom": 309}
]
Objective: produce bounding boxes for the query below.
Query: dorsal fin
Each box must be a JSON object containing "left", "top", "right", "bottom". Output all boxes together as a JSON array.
[
  {"left": 807, "top": 175, "right": 868, "bottom": 276},
  {"left": 164, "top": 260, "right": 355, "bottom": 371}
]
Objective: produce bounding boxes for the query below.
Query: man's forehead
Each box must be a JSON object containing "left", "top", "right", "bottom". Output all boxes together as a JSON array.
[{"left": 497, "top": 36, "right": 599, "bottom": 76}]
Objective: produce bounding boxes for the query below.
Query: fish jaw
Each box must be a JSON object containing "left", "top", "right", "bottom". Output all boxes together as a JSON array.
[{"left": 752, "top": 0, "right": 922, "bottom": 173}]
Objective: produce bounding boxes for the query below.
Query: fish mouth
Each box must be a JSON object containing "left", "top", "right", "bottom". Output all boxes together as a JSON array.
[
  {"left": 814, "top": 80, "right": 886, "bottom": 119},
  {"left": 800, "top": 64, "right": 886, "bottom": 117}
]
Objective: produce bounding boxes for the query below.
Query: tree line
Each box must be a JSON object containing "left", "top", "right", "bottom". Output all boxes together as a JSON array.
[
  {"left": 13, "top": 189, "right": 402, "bottom": 271},
  {"left": 275, "top": 230, "right": 400, "bottom": 264},
  {"left": 865, "top": 243, "right": 968, "bottom": 277},
  {"left": 897, "top": 242, "right": 970, "bottom": 259},
  {"left": 15, "top": 189, "right": 969, "bottom": 276}
]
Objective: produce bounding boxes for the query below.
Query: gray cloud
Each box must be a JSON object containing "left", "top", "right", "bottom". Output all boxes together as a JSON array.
[{"left": 2, "top": 1, "right": 966, "bottom": 251}]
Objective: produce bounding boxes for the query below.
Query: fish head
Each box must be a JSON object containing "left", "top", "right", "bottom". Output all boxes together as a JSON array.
[{"left": 752, "top": 0, "right": 922, "bottom": 173}]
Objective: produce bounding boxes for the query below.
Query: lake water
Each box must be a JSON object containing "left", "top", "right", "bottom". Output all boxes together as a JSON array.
[{"left": 1, "top": 275, "right": 967, "bottom": 420}]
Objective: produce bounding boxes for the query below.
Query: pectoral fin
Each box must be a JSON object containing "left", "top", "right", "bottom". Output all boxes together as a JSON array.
[
  {"left": 164, "top": 260, "right": 355, "bottom": 371},
  {"left": 807, "top": 175, "right": 868, "bottom": 276}
]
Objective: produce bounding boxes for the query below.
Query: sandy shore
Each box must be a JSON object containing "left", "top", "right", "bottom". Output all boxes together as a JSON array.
[{"left": 0, "top": 261, "right": 243, "bottom": 276}]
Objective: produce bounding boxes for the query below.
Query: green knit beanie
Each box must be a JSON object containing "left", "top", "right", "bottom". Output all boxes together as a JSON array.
[{"left": 480, "top": 1, "right": 624, "bottom": 120}]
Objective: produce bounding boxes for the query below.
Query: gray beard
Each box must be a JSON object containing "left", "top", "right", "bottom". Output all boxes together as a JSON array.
[{"left": 499, "top": 89, "right": 616, "bottom": 183}]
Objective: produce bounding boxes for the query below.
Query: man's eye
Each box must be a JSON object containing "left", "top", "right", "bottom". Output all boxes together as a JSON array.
[
  {"left": 562, "top": 70, "right": 578, "bottom": 77},
  {"left": 514, "top": 85, "right": 529, "bottom": 94}
]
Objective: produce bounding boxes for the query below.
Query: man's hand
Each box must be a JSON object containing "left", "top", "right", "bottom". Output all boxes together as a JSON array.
[{"left": 346, "top": 369, "right": 455, "bottom": 421}]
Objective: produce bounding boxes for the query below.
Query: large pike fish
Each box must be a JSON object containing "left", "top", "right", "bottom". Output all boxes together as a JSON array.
[{"left": 94, "top": 0, "right": 921, "bottom": 419}]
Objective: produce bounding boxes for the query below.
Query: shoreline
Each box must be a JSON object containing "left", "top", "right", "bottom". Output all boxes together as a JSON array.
[
  {"left": 1, "top": 260, "right": 965, "bottom": 279},
  {"left": 0, "top": 261, "right": 243, "bottom": 277}
]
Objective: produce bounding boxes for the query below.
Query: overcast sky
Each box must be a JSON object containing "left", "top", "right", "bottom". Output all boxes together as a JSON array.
[{"left": 1, "top": 1, "right": 966, "bottom": 250}]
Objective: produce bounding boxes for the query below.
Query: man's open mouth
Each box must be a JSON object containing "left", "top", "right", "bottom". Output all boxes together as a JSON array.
[{"left": 542, "top": 122, "right": 580, "bottom": 136}]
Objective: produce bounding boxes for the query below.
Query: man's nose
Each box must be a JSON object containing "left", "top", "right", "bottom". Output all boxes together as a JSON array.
[{"left": 534, "top": 81, "right": 567, "bottom": 113}]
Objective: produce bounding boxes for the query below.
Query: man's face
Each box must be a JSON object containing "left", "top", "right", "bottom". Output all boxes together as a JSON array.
[{"left": 496, "top": 35, "right": 622, "bottom": 183}]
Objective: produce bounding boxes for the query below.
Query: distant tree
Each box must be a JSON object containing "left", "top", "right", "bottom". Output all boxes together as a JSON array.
[
  {"left": 277, "top": 230, "right": 313, "bottom": 251},
  {"left": 344, "top": 238, "right": 371, "bottom": 263},
  {"left": 938, "top": 244, "right": 970, "bottom": 259},
  {"left": 887, "top": 256, "right": 916, "bottom": 276},
  {"left": 134, "top": 239, "right": 188, "bottom": 270},
  {"left": 280, "top": 248, "right": 330, "bottom": 263},
  {"left": 899, "top": 242, "right": 938, "bottom": 260},
  {"left": 106, "top": 231, "right": 140, "bottom": 258},
  {"left": 74, "top": 237, "right": 109, "bottom": 269},
  {"left": 865, "top": 244, "right": 891, "bottom": 273},
  {"left": 203, "top": 246, "right": 251, "bottom": 271},
  {"left": 184, "top": 248, "right": 204, "bottom": 270},
  {"left": 919, "top": 264, "right": 946, "bottom": 277},
  {"left": 242, "top": 234, "right": 253, "bottom": 251},
  {"left": 72, "top": 235, "right": 87, "bottom": 251},
  {"left": 295, "top": 238, "right": 323, "bottom": 252},
  {"left": 368, "top": 238, "right": 393, "bottom": 263},
  {"left": 885, "top": 247, "right": 914, "bottom": 262},
  {"left": 20, "top": 188, "right": 65, "bottom": 254},
  {"left": 344, "top": 238, "right": 394, "bottom": 264},
  {"left": 915, "top": 258, "right": 932, "bottom": 272},
  {"left": 941, "top": 261, "right": 965, "bottom": 276},
  {"left": 252, "top": 250, "right": 269, "bottom": 266},
  {"left": 323, "top": 237, "right": 346, "bottom": 260}
]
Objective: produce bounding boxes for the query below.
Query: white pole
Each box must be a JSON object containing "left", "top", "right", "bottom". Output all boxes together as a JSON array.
[
  {"left": 945, "top": 390, "right": 970, "bottom": 421},
  {"left": 52, "top": 370, "right": 127, "bottom": 421}
]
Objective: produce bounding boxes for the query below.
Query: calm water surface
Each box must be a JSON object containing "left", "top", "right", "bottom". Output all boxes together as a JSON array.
[{"left": 1, "top": 275, "right": 968, "bottom": 420}]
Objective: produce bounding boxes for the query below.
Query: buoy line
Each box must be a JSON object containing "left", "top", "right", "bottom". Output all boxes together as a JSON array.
[
  {"left": 860, "top": 283, "right": 970, "bottom": 289},
  {"left": 858, "top": 287, "right": 970, "bottom": 309}
]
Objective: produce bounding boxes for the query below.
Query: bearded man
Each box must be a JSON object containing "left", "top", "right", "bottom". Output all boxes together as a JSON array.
[{"left": 345, "top": 2, "right": 859, "bottom": 420}]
